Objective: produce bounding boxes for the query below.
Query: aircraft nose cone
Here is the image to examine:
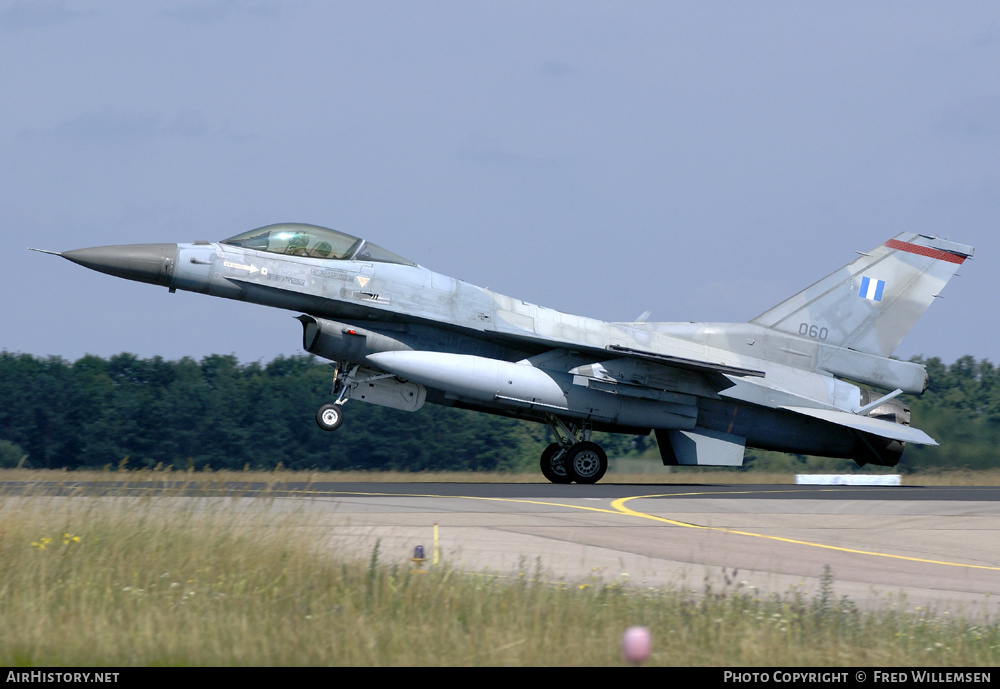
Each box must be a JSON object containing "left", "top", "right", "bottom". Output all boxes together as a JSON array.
[{"left": 61, "top": 243, "right": 178, "bottom": 287}]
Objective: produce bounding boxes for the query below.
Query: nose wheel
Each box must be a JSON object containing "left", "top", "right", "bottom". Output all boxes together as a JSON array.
[{"left": 316, "top": 403, "right": 344, "bottom": 432}]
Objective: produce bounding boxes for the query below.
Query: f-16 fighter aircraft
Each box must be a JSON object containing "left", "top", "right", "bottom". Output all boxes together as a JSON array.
[{"left": 31, "top": 225, "right": 973, "bottom": 483}]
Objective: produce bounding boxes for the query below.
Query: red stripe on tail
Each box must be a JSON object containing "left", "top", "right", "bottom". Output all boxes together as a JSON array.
[{"left": 885, "top": 239, "right": 966, "bottom": 264}]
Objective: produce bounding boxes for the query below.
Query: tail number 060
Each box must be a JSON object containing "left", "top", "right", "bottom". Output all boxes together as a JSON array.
[{"left": 799, "top": 323, "right": 828, "bottom": 340}]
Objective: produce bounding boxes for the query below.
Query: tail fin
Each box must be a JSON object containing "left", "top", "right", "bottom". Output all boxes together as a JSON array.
[{"left": 751, "top": 233, "right": 973, "bottom": 357}]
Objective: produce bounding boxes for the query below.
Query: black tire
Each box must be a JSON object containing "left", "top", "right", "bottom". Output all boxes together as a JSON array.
[
  {"left": 539, "top": 442, "right": 572, "bottom": 484},
  {"left": 565, "top": 441, "right": 608, "bottom": 484},
  {"left": 316, "top": 403, "right": 344, "bottom": 431}
]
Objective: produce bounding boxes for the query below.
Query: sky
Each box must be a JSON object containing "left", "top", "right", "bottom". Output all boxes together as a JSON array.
[{"left": 3, "top": 1, "right": 998, "bottom": 367}]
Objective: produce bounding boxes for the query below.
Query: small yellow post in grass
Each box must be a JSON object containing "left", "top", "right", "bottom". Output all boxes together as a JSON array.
[{"left": 433, "top": 522, "right": 439, "bottom": 565}]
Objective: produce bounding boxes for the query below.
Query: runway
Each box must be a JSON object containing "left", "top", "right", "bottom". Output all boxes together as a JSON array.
[{"left": 7, "top": 481, "right": 1000, "bottom": 615}]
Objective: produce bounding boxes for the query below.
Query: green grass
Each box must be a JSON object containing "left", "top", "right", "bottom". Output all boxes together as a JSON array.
[{"left": 0, "top": 489, "right": 997, "bottom": 666}]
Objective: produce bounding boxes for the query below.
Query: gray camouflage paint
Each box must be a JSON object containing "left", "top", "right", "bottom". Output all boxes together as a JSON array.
[{"left": 33, "top": 229, "right": 973, "bottom": 472}]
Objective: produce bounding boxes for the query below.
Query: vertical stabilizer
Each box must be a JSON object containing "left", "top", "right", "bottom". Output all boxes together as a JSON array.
[{"left": 751, "top": 233, "right": 973, "bottom": 357}]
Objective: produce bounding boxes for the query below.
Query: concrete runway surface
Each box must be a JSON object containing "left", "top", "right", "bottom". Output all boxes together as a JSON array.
[
  {"left": 10, "top": 482, "right": 1000, "bottom": 615},
  {"left": 289, "top": 483, "right": 1000, "bottom": 615}
]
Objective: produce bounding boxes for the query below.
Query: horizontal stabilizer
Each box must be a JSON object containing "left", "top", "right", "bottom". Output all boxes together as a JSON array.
[{"left": 781, "top": 406, "right": 937, "bottom": 445}]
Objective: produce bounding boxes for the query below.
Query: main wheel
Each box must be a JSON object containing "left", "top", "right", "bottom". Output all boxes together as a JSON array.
[
  {"left": 539, "top": 442, "right": 572, "bottom": 484},
  {"left": 565, "top": 442, "right": 608, "bottom": 484},
  {"left": 316, "top": 404, "right": 344, "bottom": 431}
]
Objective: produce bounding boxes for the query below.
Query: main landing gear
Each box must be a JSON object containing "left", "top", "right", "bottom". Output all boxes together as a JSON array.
[
  {"left": 316, "top": 363, "right": 358, "bottom": 432},
  {"left": 315, "top": 366, "right": 608, "bottom": 484},
  {"left": 539, "top": 416, "right": 608, "bottom": 484}
]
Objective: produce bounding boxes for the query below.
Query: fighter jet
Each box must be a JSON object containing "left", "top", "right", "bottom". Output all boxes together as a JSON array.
[{"left": 30, "top": 225, "right": 973, "bottom": 483}]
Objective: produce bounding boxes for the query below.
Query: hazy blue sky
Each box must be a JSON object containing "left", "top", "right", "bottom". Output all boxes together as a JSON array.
[{"left": 4, "top": 1, "right": 998, "bottom": 366}]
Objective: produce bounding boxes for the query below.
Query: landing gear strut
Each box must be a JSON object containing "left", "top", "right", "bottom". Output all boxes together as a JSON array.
[
  {"left": 539, "top": 416, "right": 608, "bottom": 484},
  {"left": 315, "top": 362, "right": 358, "bottom": 432}
]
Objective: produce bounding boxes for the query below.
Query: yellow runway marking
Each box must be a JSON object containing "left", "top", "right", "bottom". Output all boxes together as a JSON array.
[
  {"left": 292, "top": 488, "right": 627, "bottom": 516},
  {"left": 290, "top": 486, "right": 1000, "bottom": 573},
  {"left": 610, "top": 492, "right": 1000, "bottom": 572}
]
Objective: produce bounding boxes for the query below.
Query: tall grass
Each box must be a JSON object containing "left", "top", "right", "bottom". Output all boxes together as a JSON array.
[
  {"left": 0, "top": 490, "right": 1000, "bottom": 666},
  {"left": 1, "top": 489, "right": 997, "bottom": 666}
]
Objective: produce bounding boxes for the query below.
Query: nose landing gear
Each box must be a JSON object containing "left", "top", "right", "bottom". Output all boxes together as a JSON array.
[{"left": 315, "top": 363, "right": 358, "bottom": 432}]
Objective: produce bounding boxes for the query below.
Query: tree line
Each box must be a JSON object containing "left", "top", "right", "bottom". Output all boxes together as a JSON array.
[
  {"left": 0, "top": 351, "right": 995, "bottom": 472},
  {"left": 896, "top": 356, "right": 1000, "bottom": 472}
]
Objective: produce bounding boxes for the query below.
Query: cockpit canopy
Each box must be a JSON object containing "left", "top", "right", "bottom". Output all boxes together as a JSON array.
[{"left": 221, "top": 223, "right": 415, "bottom": 266}]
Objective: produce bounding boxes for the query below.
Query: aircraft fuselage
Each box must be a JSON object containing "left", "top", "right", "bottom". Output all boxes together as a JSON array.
[{"left": 38, "top": 224, "right": 973, "bottom": 482}]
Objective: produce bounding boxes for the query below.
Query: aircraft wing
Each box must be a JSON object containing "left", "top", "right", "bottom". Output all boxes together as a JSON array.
[
  {"left": 604, "top": 345, "right": 765, "bottom": 378},
  {"left": 780, "top": 406, "right": 937, "bottom": 445}
]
